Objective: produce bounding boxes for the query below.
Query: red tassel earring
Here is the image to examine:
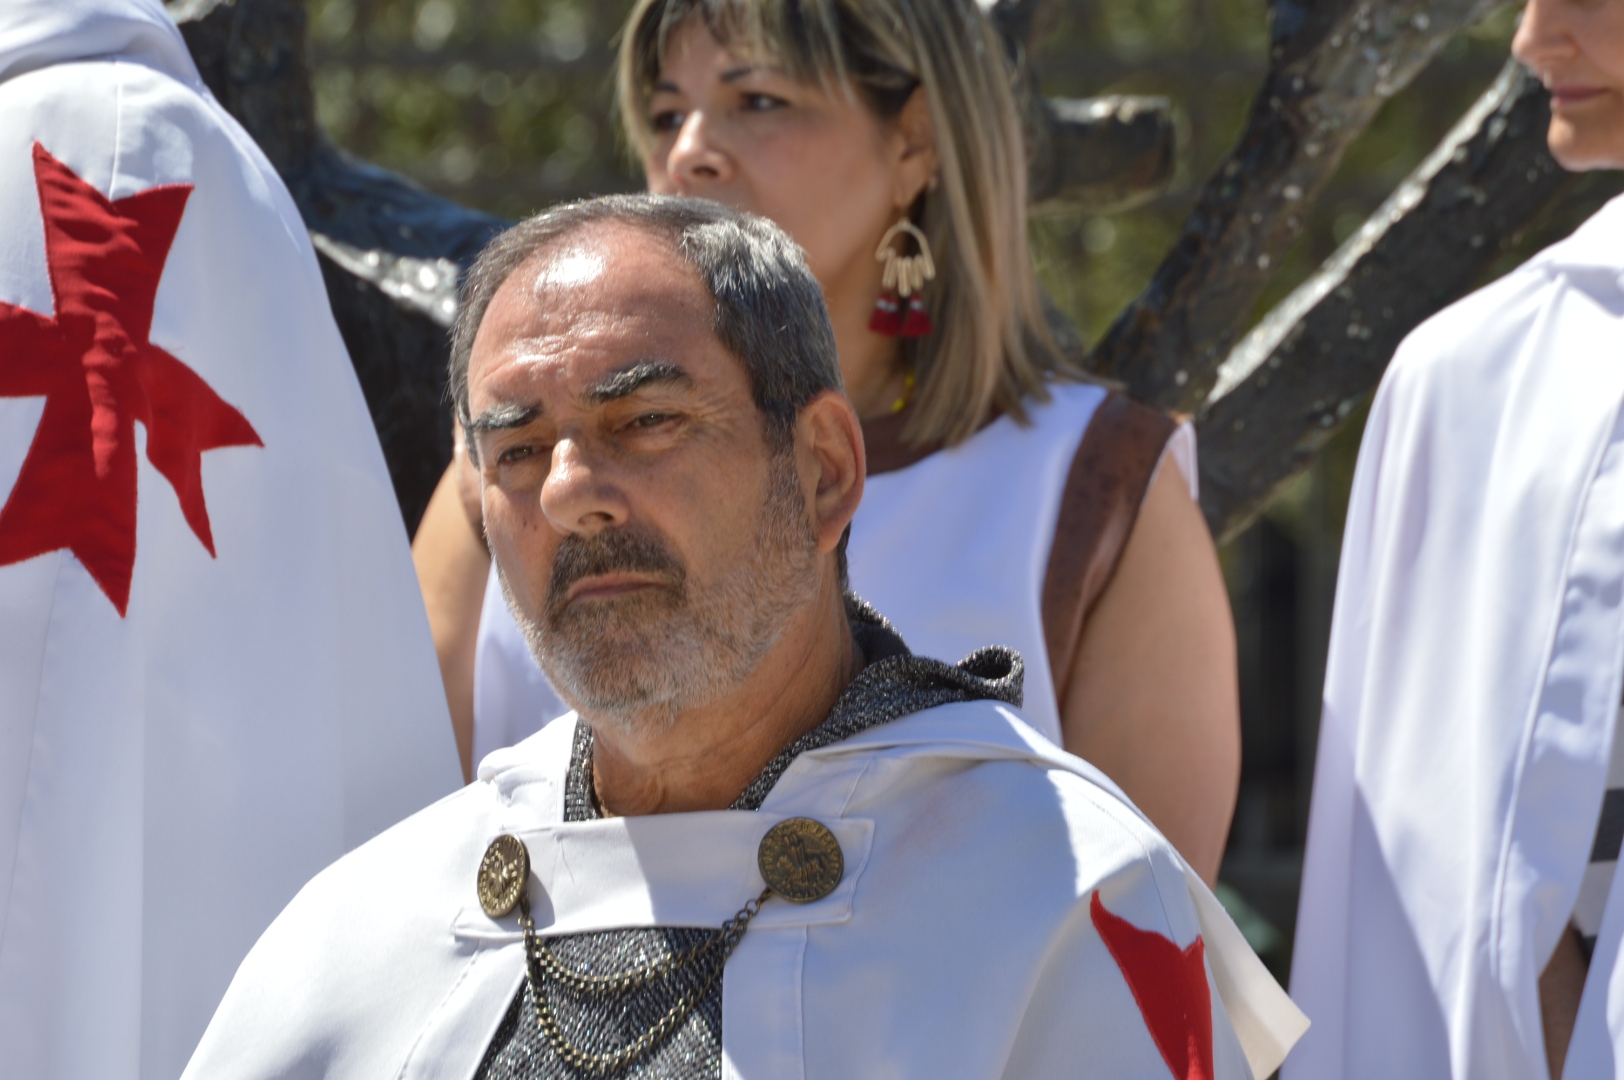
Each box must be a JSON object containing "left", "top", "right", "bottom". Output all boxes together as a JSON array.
[
  {"left": 869, "top": 291, "right": 903, "bottom": 336},
  {"left": 869, "top": 219, "right": 935, "bottom": 338}
]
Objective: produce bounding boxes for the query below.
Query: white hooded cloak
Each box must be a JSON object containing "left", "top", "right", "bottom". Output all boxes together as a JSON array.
[
  {"left": 1288, "top": 194, "right": 1624, "bottom": 1079},
  {"left": 186, "top": 701, "right": 1307, "bottom": 1080},
  {"left": 0, "top": 3, "right": 462, "bottom": 1078}
]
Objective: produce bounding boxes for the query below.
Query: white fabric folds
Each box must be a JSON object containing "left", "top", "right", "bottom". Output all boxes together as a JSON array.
[
  {"left": 1288, "top": 195, "right": 1624, "bottom": 1079},
  {"left": 186, "top": 702, "right": 1307, "bottom": 1080},
  {"left": 0, "top": 3, "right": 462, "bottom": 1078}
]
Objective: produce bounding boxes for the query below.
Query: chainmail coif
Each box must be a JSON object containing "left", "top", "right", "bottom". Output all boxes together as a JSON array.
[{"left": 473, "top": 595, "right": 1021, "bottom": 1080}]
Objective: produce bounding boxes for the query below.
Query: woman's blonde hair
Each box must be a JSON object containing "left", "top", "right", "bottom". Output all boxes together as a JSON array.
[{"left": 616, "top": 0, "right": 1084, "bottom": 447}]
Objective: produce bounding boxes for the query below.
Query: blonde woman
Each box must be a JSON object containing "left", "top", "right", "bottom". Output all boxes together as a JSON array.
[{"left": 412, "top": 0, "right": 1240, "bottom": 881}]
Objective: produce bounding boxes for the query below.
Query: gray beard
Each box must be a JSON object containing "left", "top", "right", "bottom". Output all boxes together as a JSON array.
[{"left": 496, "top": 452, "right": 820, "bottom": 736}]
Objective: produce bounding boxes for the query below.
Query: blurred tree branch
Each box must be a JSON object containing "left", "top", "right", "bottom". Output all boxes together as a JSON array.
[
  {"left": 1088, "top": 0, "right": 1516, "bottom": 411},
  {"left": 1197, "top": 60, "right": 1623, "bottom": 540}
]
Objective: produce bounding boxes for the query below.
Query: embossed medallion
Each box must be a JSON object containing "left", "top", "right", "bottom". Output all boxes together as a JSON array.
[
  {"left": 477, "top": 834, "right": 530, "bottom": 918},
  {"left": 757, "top": 817, "right": 844, "bottom": 903}
]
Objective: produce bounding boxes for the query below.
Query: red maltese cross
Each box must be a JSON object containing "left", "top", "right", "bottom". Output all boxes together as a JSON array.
[
  {"left": 0, "top": 143, "right": 262, "bottom": 616},
  {"left": 1091, "top": 891, "right": 1215, "bottom": 1080}
]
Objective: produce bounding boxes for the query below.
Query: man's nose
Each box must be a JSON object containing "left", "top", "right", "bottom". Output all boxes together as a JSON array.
[
  {"left": 539, "top": 436, "right": 629, "bottom": 535},
  {"left": 664, "top": 111, "right": 734, "bottom": 191},
  {"left": 1513, "top": 0, "right": 1577, "bottom": 75}
]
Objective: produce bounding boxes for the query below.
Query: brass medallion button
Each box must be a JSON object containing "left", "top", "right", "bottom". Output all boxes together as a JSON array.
[
  {"left": 478, "top": 834, "right": 531, "bottom": 918},
  {"left": 757, "top": 817, "right": 844, "bottom": 903}
]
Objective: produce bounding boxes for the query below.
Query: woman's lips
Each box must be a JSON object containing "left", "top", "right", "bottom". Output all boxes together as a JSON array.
[{"left": 1550, "top": 84, "right": 1608, "bottom": 107}]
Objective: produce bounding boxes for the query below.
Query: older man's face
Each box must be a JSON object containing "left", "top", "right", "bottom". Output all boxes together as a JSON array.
[{"left": 465, "top": 223, "right": 819, "bottom": 727}]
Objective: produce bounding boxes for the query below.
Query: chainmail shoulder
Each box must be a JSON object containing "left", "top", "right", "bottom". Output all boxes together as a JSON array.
[
  {"left": 474, "top": 595, "right": 1022, "bottom": 1080},
  {"left": 731, "top": 595, "right": 1020, "bottom": 810}
]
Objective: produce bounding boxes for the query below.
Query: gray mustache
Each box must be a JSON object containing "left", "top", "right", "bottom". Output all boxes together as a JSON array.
[{"left": 546, "top": 527, "right": 684, "bottom": 613}]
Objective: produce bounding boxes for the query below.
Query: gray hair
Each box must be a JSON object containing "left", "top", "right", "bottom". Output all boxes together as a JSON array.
[{"left": 449, "top": 193, "right": 842, "bottom": 461}]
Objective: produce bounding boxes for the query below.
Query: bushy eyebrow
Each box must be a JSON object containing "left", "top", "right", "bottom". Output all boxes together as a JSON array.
[
  {"left": 467, "top": 402, "right": 540, "bottom": 436},
  {"left": 581, "top": 362, "right": 692, "bottom": 405}
]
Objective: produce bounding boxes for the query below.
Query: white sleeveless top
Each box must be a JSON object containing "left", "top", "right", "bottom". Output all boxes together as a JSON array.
[{"left": 470, "top": 381, "right": 1194, "bottom": 758}]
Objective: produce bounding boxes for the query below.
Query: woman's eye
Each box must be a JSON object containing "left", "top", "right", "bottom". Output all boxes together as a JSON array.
[
  {"left": 650, "top": 109, "right": 685, "bottom": 134},
  {"left": 740, "top": 93, "right": 786, "bottom": 113}
]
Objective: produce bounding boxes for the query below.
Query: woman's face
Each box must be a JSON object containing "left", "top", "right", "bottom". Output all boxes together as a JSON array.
[
  {"left": 1514, "top": 0, "right": 1624, "bottom": 170},
  {"left": 642, "top": 18, "right": 931, "bottom": 303}
]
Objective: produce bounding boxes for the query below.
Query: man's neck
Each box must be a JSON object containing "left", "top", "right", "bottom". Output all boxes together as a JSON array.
[{"left": 587, "top": 581, "right": 862, "bottom": 815}]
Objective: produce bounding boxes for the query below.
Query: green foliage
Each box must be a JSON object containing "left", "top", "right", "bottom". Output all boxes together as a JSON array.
[{"left": 308, "top": 0, "right": 640, "bottom": 216}]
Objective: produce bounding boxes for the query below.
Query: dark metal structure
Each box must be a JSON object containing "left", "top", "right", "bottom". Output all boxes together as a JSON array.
[{"left": 174, "top": 0, "right": 506, "bottom": 532}]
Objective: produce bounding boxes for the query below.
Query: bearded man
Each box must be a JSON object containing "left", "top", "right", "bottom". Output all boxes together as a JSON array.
[{"left": 185, "top": 195, "right": 1304, "bottom": 1080}]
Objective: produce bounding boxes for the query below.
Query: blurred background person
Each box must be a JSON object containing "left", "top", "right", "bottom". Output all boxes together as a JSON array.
[
  {"left": 412, "top": 0, "right": 1241, "bottom": 884},
  {"left": 0, "top": 2, "right": 462, "bottom": 1078},
  {"left": 1288, "top": 2, "right": 1624, "bottom": 1078}
]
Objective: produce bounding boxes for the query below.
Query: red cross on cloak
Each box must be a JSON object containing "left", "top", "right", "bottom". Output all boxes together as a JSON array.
[
  {"left": 0, "top": 143, "right": 262, "bottom": 616},
  {"left": 1091, "top": 891, "right": 1215, "bottom": 1080}
]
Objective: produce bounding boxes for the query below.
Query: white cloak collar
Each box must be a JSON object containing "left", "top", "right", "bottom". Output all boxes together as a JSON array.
[
  {"left": 191, "top": 701, "right": 1306, "bottom": 1080},
  {"left": 467, "top": 704, "right": 1306, "bottom": 1077}
]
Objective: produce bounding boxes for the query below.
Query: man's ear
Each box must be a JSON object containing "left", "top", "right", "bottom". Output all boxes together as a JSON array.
[{"left": 797, "top": 391, "right": 864, "bottom": 556}]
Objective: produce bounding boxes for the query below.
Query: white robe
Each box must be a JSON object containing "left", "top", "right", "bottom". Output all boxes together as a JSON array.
[
  {"left": 187, "top": 702, "right": 1307, "bottom": 1080},
  {"left": 1288, "top": 194, "right": 1624, "bottom": 1079},
  {"left": 0, "top": 4, "right": 462, "bottom": 1078}
]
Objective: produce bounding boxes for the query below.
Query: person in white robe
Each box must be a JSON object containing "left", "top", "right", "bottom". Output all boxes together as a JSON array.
[
  {"left": 1288, "top": 2, "right": 1624, "bottom": 1077},
  {"left": 0, "top": 3, "right": 462, "bottom": 1078},
  {"left": 186, "top": 195, "right": 1306, "bottom": 1080}
]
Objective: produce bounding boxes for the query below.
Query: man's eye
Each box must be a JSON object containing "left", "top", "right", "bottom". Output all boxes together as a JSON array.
[
  {"left": 650, "top": 109, "right": 685, "bottom": 133},
  {"left": 631, "top": 412, "right": 677, "bottom": 429},
  {"left": 497, "top": 444, "right": 538, "bottom": 465}
]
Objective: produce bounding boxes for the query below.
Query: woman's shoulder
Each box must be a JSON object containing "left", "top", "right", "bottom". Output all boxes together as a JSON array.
[
  {"left": 1005, "top": 381, "right": 1184, "bottom": 488},
  {"left": 980, "top": 380, "right": 1177, "bottom": 458},
  {"left": 863, "top": 379, "right": 1166, "bottom": 479},
  {"left": 1057, "top": 385, "right": 1180, "bottom": 461}
]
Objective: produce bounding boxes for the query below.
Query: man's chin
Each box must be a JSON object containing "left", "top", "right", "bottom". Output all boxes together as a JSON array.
[{"left": 535, "top": 626, "right": 696, "bottom": 715}]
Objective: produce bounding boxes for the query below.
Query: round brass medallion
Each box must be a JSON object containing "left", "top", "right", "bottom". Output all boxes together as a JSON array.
[
  {"left": 477, "top": 834, "right": 531, "bottom": 918},
  {"left": 757, "top": 818, "right": 844, "bottom": 903}
]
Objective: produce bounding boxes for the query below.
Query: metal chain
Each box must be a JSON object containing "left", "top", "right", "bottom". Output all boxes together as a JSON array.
[
  {"left": 529, "top": 919, "right": 724, "bottom": 994},
  {"left": 518, "top": 889, "right": 773, "bottom": 1076}
]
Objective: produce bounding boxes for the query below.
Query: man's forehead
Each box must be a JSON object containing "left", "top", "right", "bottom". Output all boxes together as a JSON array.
[
  {"left": 468, "top": 224, "right": 736, "bottom": 413},
  {"left": 524, "top": 222, "right": 707, "bottom": 308},
  {"left": 476, "top": 227, "right": 709, "bottom": 353}
]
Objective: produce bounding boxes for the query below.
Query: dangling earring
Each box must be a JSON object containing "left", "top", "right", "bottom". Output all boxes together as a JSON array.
[{"left": 869, "top": 219, "right": 936, "bottom": 338}]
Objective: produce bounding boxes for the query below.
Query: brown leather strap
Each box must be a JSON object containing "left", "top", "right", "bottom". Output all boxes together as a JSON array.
[{"left": 1041, "top": 391, "right": 1179, "bottom": 694}]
